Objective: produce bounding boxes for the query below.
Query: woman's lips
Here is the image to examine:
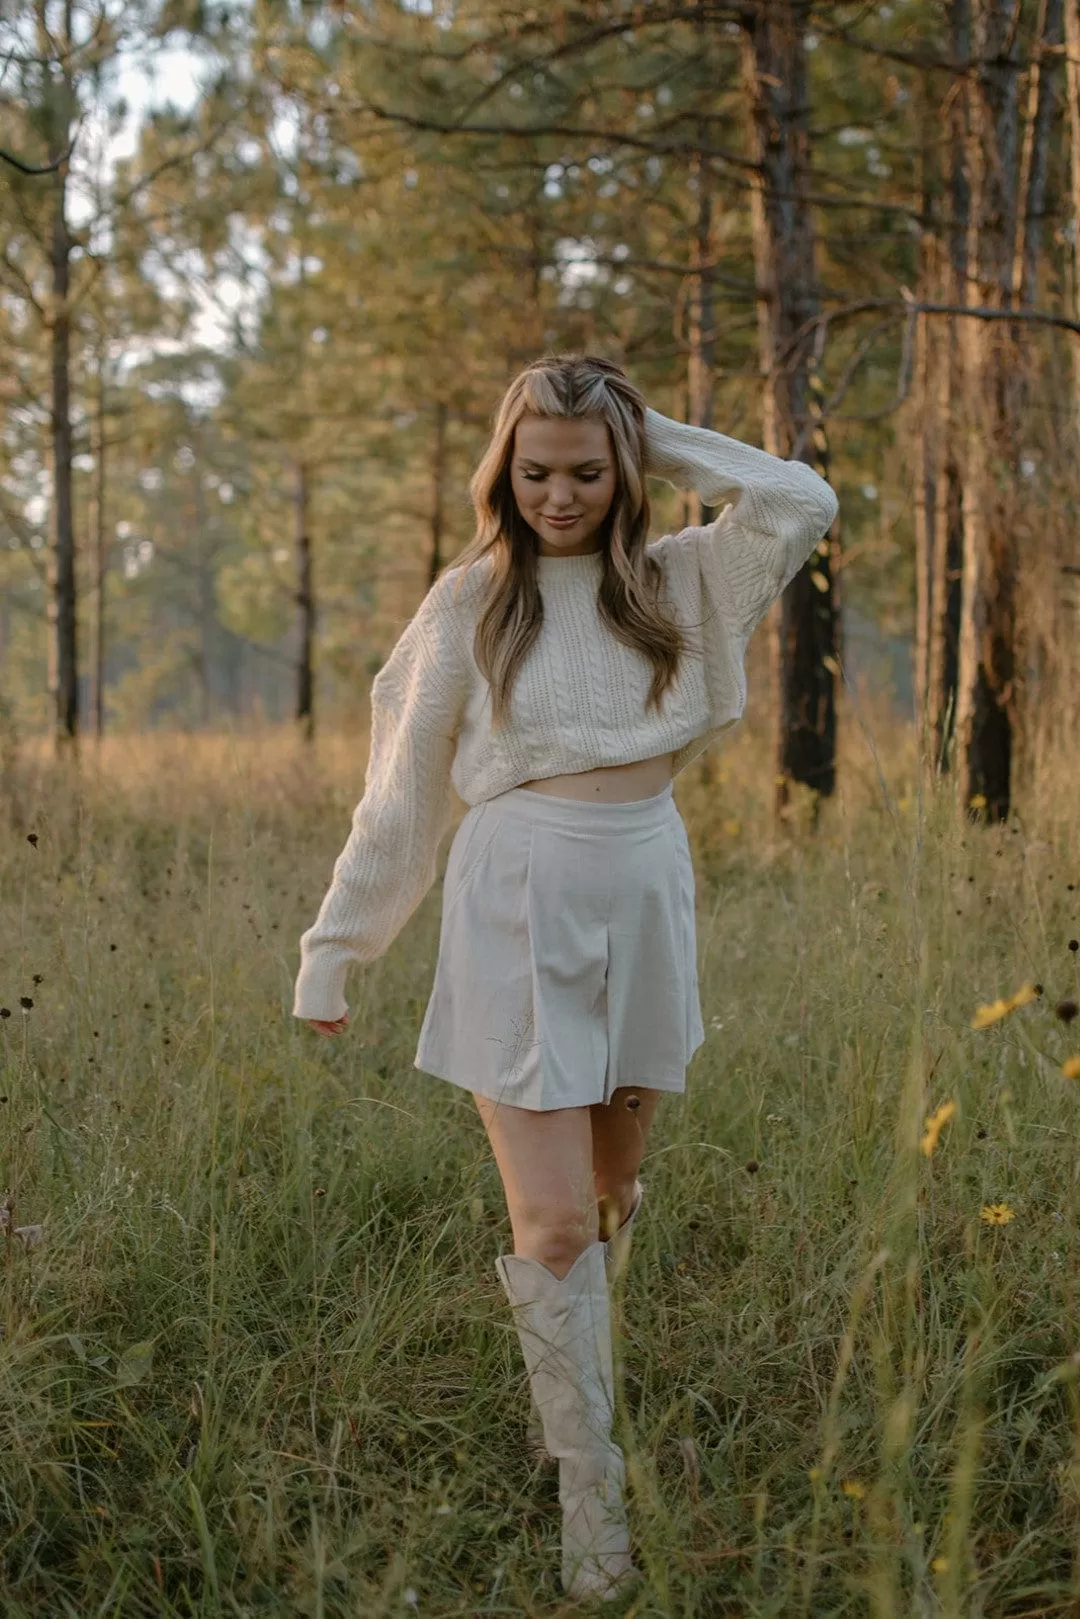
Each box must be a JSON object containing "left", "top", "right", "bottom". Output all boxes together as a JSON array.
[{"left": 543, "top": 515, "right": 581, "bottom": 526}]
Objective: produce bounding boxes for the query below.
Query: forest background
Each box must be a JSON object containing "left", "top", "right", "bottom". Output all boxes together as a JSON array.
[
  {"left": 4, "top": 4, "right": 1080, "bottom": 1617},
  {"left": 4, "top": 0, "right": 1078, "bottom": 822}
]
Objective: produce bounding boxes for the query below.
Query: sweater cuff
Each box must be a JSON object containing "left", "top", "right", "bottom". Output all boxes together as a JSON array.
[
  {"left": 643, "top": 407, "right": 744, "bottom": 507},
  {"left": 292, "top": 952, "right": 350, "bottom": 1024}
]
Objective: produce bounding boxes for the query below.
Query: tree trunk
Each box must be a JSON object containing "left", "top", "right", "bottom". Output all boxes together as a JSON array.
[
  {"left": 688, "top": 0, "right": 717, "bottom": 526},
  {"left": 1064, "top": 0, "right": 1080, "bottom": 440},
  {"left": 955, "top": 0, "right": 1022, "bottom": 823},
  {"left": 426, "top": 400, "right": 448, "bottom": 591},
  {"left": 90, "top": 344, "right": 107, "bottom": 741},
  {"left": 294, "top": 458, "right": 315, "bottom": 741},
  {"left": 688, "top": 143, "right": 717, "bottom": 528},
  {"left": 44, "top": 0, "right": 77, "bottom": 753},
  {"left": 741, "top": 0, "right": 839, "bottom": 822},
  {"left": 912, "top": 88, "right": 940, "bottom": 763},
  {"left": 927, "top": 0, "right": 972, "bottom": 773}
]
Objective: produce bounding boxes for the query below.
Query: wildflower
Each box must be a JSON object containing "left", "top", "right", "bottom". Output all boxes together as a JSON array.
[
  {"left": 1056, "top": 1000, "right": 1079, "bottom": 1024},
  {"left": 971, "top": 982, "right": 1041, "bottom": 1029},
  {"left": 980, "top": 1203, "right": 1015, "bottom": 1226},
  {"left": 745, "top": 1159, "right": 760, "bottom": 1175},
  {"left": 931, "top": 1556, "right": 949, "bottom": 1574},
  {"left": 841, "top": 1479, "right": 866, "bottom": 1500},
  {"left": 1063, "top": 1057, "right": 1080, "bottom": 1081},
  {"left": 723, "top": 818, "right": 742, "bottom": 838},
  {"left": 808, "top": 1466, "right": 821, "bottom": 1482},
  {"left": 969, "top": 794, "right": 987, "bottom": 810},
  {"left": 920, "top": 1100, "right": 956, "bottom": 1158}
]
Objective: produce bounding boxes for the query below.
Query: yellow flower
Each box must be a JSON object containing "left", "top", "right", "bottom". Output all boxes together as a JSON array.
[
  {"left": 841, "top": 1479, "right": 866, "bottom": 1500},
  {"left": 980, "top": 1203, "right": 1015, "bottom": 1226},
  {"left": 931, "top": 1556, "right": 949, "bottom": 1574},
  {"left": 971, "top": 982, "right": 1041, "bottom": 1029},
  {"left": 969, "top": 794, "right": 987, "bottom": 810},
  {"left": 920, "top": 1099, "right": 956, "bottom": 1158},
  {"left": 723, "top": 818, "right": 742, "bottom": 838},
  {"left": 808, "top": 1466, "right": 821, "bottom": 1483},
  {"left": 1063, "top": 1056, "right": 1080, "bottom": 1080}
]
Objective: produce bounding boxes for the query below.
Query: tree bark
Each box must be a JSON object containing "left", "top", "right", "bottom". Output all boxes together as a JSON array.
[
  {"left": 912, "top": 84, "right": 940, "bottom": 763},
  {"left": 955, "top": 0, "right": 1022, "bottom": 823},
  {"left": 294, "top": 458, "right": 315, "bottom": 742},
  {"left": 927, "top": 0, "right": 972, "bottom": 774},
  {"left": 741, "top": 0, "right": 839, "bottom": 822},
  {"left": 687, "top": 144, "right": 717, "bottom": 516},
  {"left": 1064, "top": 0, "right": 1080, "bottom": 440},
  {"left": 44, "top": 0, "right": 78, "bottom": 753},
  {"left": 1013, "top": 0, "right": 1062, "bottom": 308},
  {"left": 426, "top": 400, "right": 448, "bottom": 591},
  {"left": 687, "top": 0, "right": 717, "bottom": 527},
  {"left": 90, "top": 344, "right": 107, "bottom": 741}
]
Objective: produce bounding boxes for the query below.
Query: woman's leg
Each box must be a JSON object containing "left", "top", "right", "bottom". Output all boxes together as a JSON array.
[
  {"left": 589, "top": 1085, "right": 665, "bottom": 1233},
  {"left": 472, "top": 1092, "right": 598, "bottom": 1278}
]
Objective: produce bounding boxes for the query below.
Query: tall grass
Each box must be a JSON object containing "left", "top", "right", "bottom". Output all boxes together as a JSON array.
[{"left": 1, "top": 702, "right": 1078, "bottom": 1616}]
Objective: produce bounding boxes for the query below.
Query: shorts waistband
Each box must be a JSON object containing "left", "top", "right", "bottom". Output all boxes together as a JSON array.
[{"left": 484, "top": 779, "right": 676, "bottom": 835}]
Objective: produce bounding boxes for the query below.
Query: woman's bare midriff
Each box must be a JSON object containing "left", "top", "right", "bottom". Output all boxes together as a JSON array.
[{"left": 519, "top": 750, "right": 676, "bottom": 804}]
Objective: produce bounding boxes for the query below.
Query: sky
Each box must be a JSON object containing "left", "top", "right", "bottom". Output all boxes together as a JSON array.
[{"left": 67, "top": 25, "right": 265, "bottom": 362}]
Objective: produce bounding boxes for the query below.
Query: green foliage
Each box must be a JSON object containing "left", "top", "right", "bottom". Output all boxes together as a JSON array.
[{"left": 3, "top": 1, "right": 1020, "bottom": 727}]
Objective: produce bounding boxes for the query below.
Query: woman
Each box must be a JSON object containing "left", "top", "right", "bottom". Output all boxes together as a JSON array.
[{"left": 292, "top": 353, "right": 838, "bottom": 1602}]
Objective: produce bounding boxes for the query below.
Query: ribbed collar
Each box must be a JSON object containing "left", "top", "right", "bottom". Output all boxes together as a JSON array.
[{"left": 535, "top": 548, "right": 605, "bottom": 575}]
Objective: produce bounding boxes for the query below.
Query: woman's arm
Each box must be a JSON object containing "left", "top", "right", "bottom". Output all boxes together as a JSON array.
[
  {"left": 643, "top": 406, "right": 839, "bottom": 641},
  {"left": 292, "top": 573, "right": 467, "bottom": 1026}
]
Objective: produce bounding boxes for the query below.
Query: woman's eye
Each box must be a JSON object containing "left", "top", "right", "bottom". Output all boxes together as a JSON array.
[{"left": 521, "top": 471, "right": 602, "bottom": 482}]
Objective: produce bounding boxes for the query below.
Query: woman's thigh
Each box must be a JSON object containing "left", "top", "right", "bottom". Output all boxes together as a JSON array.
[
  {"left": 589, "top": 1085, "right": 665, "bottom": 1198},
  {"left": 472, "top": 1092, "right": 598, "bottom": 1255}
]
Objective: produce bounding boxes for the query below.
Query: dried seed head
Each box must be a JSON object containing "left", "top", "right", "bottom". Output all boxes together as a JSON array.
[
  {"left": 18, "top": 997, "right": 32, "bottom": 1011},
  {"left": 26, "top": 833, "right": 37, "bottom": 847},
  {"left": 1056, "top": 1001, "right": 1079, "bottom": 1025}
]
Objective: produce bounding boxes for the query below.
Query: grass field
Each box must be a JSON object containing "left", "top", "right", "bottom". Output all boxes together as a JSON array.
[{"left": 1, "top": 704, "right": 1079, "bottom": 1617}]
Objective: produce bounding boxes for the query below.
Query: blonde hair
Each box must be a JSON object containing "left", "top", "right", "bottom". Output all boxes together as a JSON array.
[{"left": 449, "top": 352, "right": 690, "bottom": 730}]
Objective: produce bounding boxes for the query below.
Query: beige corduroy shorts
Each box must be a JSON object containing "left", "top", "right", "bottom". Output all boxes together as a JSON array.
[{"left": 413, "top": 781, "right": 706, "bottom": 1111}]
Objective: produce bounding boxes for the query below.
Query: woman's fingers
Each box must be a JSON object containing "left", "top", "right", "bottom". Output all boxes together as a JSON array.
[{"left": 308, "top": 1014, "right": 350, "bottom": 1036}]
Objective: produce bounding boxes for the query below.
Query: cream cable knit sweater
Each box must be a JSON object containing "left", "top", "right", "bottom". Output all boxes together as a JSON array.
[{"left": 292, "top": 407, "right": 839, "bottom": 1022}]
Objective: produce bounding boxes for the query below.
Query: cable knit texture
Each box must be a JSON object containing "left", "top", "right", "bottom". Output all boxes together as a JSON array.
[{"left": 293, "top": 408, "right": 839, "bottom": 1021}]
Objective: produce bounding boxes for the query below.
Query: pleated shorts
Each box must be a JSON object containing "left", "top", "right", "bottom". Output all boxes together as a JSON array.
[{"left": 414, "top": 781, "right": 706, "bottom": 1111}]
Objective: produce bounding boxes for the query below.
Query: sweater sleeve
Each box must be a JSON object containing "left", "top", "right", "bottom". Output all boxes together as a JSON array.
[
  {"left": 644, "top": 407, "right": 839, "bottom": 642},
  {"left": 292, "top": 572, "right": 468, "bottom": 1024}
]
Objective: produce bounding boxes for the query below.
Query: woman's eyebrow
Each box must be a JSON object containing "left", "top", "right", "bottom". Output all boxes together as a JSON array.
[{"left": 516, "top": 457, "right": 609, "bottom": 470}]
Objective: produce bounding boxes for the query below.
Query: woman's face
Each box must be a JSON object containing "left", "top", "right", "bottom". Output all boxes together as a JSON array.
[{"left": 509, "top": 413, "right": 617, "bottom": 557}]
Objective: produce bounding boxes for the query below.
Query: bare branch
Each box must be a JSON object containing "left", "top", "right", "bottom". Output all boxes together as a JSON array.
[
  {"left": 0, "top": 117, "right": 81, "bottom": 176},
  {"left": 355, "top": 97, "right": 761, "bottom": 174}
]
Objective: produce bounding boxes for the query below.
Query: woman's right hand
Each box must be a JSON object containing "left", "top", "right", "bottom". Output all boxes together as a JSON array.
[{"left": 307, "top": 1014, "right": 350, "bottom": 1037}]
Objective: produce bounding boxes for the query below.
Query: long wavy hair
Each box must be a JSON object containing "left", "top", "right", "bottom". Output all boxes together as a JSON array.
[{"left": 449, "top": 353, "right": 690, "bottom": 731}]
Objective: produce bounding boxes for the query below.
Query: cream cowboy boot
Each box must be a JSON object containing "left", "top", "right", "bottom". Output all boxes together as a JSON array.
[
  {"left": 496, "top": 1238, "right": 643, "bottom": 1603},
  {"left": 525, "top": 1179, "right": 644, "bottom": 1468}
]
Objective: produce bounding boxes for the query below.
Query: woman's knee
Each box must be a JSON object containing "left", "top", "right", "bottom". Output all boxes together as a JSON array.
[{"left": 472, "top": 1092, "right": 598, "bottom": 1269}]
